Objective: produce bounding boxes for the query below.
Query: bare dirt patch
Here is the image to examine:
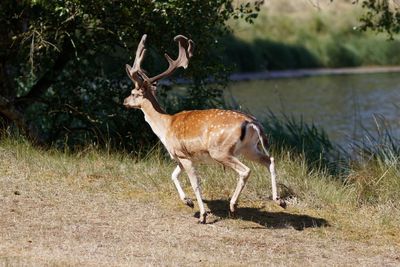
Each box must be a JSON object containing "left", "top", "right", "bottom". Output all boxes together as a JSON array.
[{"left": 1, "top": 171, "right": 399, "bottom": 266}]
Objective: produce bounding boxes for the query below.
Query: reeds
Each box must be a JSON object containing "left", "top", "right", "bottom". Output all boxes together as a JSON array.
[
  {"left": 348, "top": 115, "right": 400, "bottom": 203},
  {"left": 262, "top": 112, "right": 347, "bottom": 176}
]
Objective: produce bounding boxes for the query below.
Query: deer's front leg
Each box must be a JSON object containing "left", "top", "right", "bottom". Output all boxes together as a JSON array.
[
  {"left": 179, "top": 158, "right": 207, "bottom": 224},
  {"left": 171, "top": 165, "right": 194, "bottom": 208}
]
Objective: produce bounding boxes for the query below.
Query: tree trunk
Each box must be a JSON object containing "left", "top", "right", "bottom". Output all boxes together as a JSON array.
[
  {"left": 0, "top": 38, "right": 74, "bottom": 142},
  {"left": 0, "top": 95, "right": 34, "bottom": 137},
  {"left": 0, "top": 60, "right": 28, "bottom": 135}
]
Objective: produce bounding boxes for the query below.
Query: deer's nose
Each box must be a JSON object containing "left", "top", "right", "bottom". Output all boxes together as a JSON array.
[{"left": 123, "top": 97, "right": 129, "bottom": 106}]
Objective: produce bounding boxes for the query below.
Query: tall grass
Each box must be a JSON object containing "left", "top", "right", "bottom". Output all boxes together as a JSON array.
[
  {"left": 348, "top": 115, "right": 400, "bottom": 204},
  {"left": 262, "top": 112, "right": 347, "bottom": 175},
  {"left": 223, "top": 0, "right": 400, "bottom": 72},
  {"left": 353, "top": 115, "right": 400, "bottom": 165},
  {"left": 259, "top": 112, "right": 400, "bottom": 205}
]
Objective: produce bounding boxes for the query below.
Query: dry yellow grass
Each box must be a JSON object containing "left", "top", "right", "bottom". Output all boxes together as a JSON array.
[{"left": 1, "top": 139, "right": 400, "bottom": 266}]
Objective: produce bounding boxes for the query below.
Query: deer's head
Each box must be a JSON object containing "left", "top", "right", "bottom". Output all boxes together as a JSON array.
[{"left": 123, "top": 34, "right": 194, "bottom": 109}]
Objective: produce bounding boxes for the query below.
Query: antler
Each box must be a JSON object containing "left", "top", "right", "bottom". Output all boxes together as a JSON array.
[
  {"left": 126, "top": 34, "right": 148, "bottom": 88},
  {"left": 148, "top": 35, "right": 194, "bottom": 84},
  {"left": 126, "top": 34, "right": 194, "bottom": 87}
]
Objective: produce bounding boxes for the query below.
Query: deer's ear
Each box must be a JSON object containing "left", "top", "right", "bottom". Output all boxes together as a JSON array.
[{"left": 150, "top": 83, "right": 157, "bottom": 97}]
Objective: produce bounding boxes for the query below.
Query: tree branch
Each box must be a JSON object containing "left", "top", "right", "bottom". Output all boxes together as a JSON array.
[{"left": 17, "top": 38, "right": 74, "bottom": 105}]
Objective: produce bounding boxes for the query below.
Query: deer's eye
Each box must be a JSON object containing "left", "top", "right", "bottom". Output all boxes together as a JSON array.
[{"left": 131, "top": 90, "right": 141, "bottom": 97}]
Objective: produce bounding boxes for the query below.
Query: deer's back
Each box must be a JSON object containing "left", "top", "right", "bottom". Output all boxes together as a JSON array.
[{"left": 167, "top": 109, "right": 257, "bottom": 160}]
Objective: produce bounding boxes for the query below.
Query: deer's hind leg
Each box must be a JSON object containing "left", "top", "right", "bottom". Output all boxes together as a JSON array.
[
  {"left": 242, "top": 148, "right": 278, "bottom": 201},
  {"left": 212, "top": 153, "right": 251, "bottom": 213}
]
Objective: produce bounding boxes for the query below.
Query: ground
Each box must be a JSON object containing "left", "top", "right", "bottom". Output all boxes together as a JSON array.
[{"left": 1, "top": 171, "right": 399, "bottom": 266}]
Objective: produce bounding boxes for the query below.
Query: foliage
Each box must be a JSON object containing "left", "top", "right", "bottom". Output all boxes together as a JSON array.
[
  {"left": 0, "top": 0, "right": 262, "bottom": 149},
  {"left": 358, "top": 0, "right": 400, "bottom": 38}
]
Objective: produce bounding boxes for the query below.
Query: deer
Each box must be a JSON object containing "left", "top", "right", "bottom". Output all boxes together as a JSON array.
[{"left": 123, "top": 34, "right": 285, "bottom": 224}]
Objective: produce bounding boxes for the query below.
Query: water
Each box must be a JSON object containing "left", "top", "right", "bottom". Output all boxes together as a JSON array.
[{"left": 227, "top": 72, "right": 400, "bottom": 145}]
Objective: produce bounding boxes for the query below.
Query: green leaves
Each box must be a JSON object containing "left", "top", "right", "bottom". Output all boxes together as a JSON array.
[
  {"left": 234, "top": 0, "right": 263, "bottom": 23},
  {"left": 0, "top": 0, "right": 261, "bottom": 149},
  {"left": 359, "top": 0, "right": 400, "bottom": 39}
]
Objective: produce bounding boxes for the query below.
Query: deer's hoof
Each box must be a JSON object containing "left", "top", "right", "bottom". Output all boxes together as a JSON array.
[
  {"left": 275, "top": 198, "right": 287, "bottom": 209},
  {"left": 198, "top": 213, "right": 207, "bottom": 224},
  {"left": 229, "top": 203, "right": 238, "bottom": 214},
  {"left": 228, "top": 209, "right": 237, "bottom": 218},
  {"left": 184, "top": 197, "right": 194, "bottom": 208}
]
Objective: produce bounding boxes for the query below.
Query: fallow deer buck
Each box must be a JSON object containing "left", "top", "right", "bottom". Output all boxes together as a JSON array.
[{"left": 123, "top": 34, "right": 284, "bottom": 224}]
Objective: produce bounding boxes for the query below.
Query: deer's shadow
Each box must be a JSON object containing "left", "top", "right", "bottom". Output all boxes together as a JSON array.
[{"left": 199, "top": 199, "right": 329, "bottom": 230}]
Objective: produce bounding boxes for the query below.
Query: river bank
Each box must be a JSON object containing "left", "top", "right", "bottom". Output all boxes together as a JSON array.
[{"left": 229, "top": 66, "right": 400, "bottom": 81}]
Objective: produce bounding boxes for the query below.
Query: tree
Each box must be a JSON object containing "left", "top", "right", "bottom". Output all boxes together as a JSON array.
[
  {"left": 358, "top": 0, "right": 400, "bottom": 38},
  {"left": 0, "top": 0, "right": 262, "bottom": 148}
]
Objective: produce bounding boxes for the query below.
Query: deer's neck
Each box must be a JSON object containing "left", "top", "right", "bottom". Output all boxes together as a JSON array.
[{"left": 140, "top": 98, "right": 171, "bottom": 146}]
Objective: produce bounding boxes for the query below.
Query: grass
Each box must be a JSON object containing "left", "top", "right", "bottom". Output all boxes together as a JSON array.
[
  {"left": 259, "top": 112, "right": 400, "bottom": 206},
  {"left": 1, "top": 134, "right": 400, "bottom": 265},
  {"left": 349, "top": 115, "right": 400, "bottom": 204},
  {"left": 223, "top": 0, "right": 400, "bottom": 71},
  {"left": 262, "top": 112, "right": 345, "bottom": 174}
]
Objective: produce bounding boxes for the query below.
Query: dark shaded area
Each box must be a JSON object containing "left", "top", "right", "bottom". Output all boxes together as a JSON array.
[
  {"left": 325, "top": 41, "right": 361, "bottom": 67},
  {"left": 220, "top": 35, "right": 321, "bottom": 72},
  {"left": 200, "top": 199, "right": 329, "bottom": 230}
]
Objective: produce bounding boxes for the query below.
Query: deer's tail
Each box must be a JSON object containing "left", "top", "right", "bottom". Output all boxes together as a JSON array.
[{"left": 248, "top": 122, "right": 270, "bottom": 157}]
